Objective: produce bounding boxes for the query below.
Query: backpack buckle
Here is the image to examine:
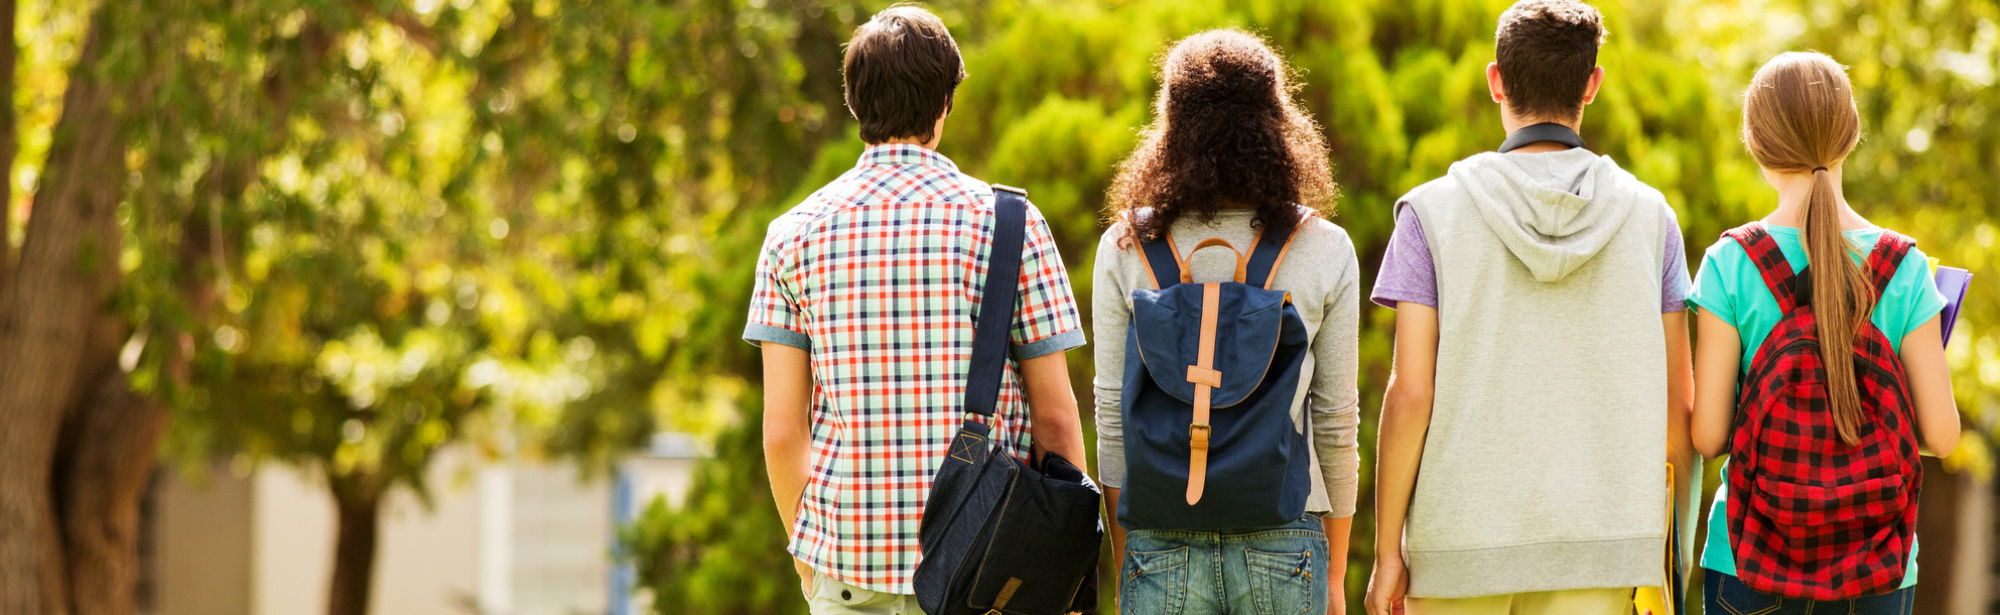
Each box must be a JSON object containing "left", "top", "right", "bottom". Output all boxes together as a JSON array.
[{"left": 1188, "top": 423, "right": 1211, "bottom": 450}]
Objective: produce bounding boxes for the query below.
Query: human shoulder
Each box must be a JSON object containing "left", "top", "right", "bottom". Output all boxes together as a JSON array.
[
  {"left": 1877, "top": 227, "right": 1936, "bottom": 289},
  {"left": 1697, "top": 230, "right": 1749, "bottom": 262},
  {"left": 1092, "top": 211, "right": 1147, "bottom": 272},
  {"left": 928, "top": 166, "right": 996, "bottom": 207},
  {"left": 760, "top": 194, "right": 836, "bottom": 253},
  {"left": 1598, "top": 155, "right": 1676, "bottom": 221},
  {"left": 1396, "top": 172, "right": 1466, "bottom": 213},
  {"left": 1290, "top": 215, "right": 1356, "bottom": 263}
]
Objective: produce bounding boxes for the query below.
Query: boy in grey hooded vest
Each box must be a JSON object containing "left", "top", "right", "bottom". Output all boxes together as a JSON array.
[{"left": 1362, "top": 2, "right": 1700, "bottom": 614}]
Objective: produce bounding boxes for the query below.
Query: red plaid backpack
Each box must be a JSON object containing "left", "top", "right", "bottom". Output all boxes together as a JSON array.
[{"left": 1724, "top": 222, "right": 1922, "bottom": 599}]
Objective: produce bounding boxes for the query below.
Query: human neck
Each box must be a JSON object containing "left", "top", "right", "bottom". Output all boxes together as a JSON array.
[
  {"left": 1763, "top": 167, "right": 1871, "bottom": 230},
  {"left": 875, "top": 136, "right": 937, "bottom": 150}
]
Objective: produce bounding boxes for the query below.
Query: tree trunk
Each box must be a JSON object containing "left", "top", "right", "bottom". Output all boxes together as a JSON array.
[
  {"left": 327, "top": 480, "right": 383, "bottom": 615},
  {"left": 53, "top": 360, "right": 168, "bottom": 615},
  {"left": 0, "top": 7, "right": 126, "bottom": 613}
]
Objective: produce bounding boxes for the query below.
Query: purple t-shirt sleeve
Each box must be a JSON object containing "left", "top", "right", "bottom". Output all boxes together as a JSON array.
[
  {"left": 1370, "top": 205, "right": 1693, "bottom": 313},
  {"left": 1662, "top": 224, "right": 1690, "bottom": 312},
  {"left": 1369, "top": 206, "right": 1437, "bottom": 310}
]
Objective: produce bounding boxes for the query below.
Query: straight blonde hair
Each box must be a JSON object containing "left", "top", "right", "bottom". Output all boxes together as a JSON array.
[{"left": 1742, "top": 51, "right": 1872, "bottom": 445}]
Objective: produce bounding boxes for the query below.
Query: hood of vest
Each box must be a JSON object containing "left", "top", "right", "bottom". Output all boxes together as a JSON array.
[{"left": 1446, "top": 149, "right": 1639, "bottom": 282}]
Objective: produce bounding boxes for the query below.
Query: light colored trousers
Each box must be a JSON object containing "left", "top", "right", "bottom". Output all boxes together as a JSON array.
[
  {"left": 1407, "top": 587, "right": 1636, "bottom": 615},
  {"left": 804, "top": 571, "right": 922, "bottom": 615}
]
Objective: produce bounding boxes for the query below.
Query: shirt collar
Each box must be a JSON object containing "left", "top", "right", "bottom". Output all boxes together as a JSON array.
[{"left": 857, "top": 143, "right": 959, "bottom": 172}]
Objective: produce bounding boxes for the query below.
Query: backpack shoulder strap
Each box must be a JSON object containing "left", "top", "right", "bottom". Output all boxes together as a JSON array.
[
  {"left": 1140, "top": 232, "right": 1183, "bottom": 290},
  {"left": 962, "top": 185, "right": 1028, "bottom": 420},
  {"left": 1245, "top": 214, "right": 1305, "bottom": 290},
  {"left": 1725, "top": 222, "right": 1803, "bottom": 312},
  {"left": 1864, "top": 230, "right": 1915, "bottom": 296}
]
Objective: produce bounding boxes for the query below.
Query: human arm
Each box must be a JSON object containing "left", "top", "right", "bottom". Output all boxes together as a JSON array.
[
  {"left": 1310, "top": 235, "right": 1363, "bottom": 615},
  {"left": 1690, "top": 309, "right": 1742, "bottom": 458},
  {"left": 1324, "top": 514, "right": 1353, "bottom": 615},
  {"left": 1021, "top": 351, "right": 1089, "bottom": 470},
  {"left": 1364, "top": 303, "right": 1438, "bottom": 615},
  {"left": 1661, "top": 225, "right": 1698, "bottom": 499},
  {"left": 1664, "top": 311, "right": 1694, "bottom": 489},
  {"left": 1105, "top": 487, "right": 1126, "bottom": 587},
  {"left": 1900, "top": 315, "right": 1960, "bottom": 456},
  {"left": 1088, "top": 231, "right": 1133, "bottom": 580},
  {"left": 1663, "top": 310, "right": 1701, "bottom": 587},
  {"left": 761, "top": 343, "right": 817, "bottom": 593}
]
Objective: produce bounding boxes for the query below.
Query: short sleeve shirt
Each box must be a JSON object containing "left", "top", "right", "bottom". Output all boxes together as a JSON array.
[
  {"left": 1370, "top": 206, "right": 1690, "bottom": 311},
  {"left": 742, "top": 144, "right": 1086, "bottom": 594},
  {"left": 1688, "top": 224, "right": 1945, "bottom": 587}
]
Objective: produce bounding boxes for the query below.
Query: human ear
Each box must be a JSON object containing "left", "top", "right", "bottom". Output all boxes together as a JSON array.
[
  {"left": 1486, "top": 62, "right": 1506, "bottom": 104},
  {"left": 1581, "top": 66, "right": 1605, "bottom": 105}
]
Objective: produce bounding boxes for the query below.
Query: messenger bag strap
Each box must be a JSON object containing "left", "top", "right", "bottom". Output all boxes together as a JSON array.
[{"left": 962, "top": 184, "right": 1029, "bottom": 422}]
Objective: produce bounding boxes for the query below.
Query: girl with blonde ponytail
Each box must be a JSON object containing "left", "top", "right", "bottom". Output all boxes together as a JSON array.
[{"left": 1687, "top": 52, "right": 1961, "bottom": 613}]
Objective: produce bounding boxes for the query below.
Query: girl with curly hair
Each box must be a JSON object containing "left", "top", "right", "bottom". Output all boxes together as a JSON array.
[{"left": 1092, "top": 28, "right": 1359, "bottom": 615}]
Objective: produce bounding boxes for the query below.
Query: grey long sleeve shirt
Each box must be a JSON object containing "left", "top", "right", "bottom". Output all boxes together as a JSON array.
[{"left": 1091, "top": 209, "right": 1362, "bottom": 517}]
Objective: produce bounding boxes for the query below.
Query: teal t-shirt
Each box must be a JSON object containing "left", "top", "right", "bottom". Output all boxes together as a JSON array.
[{"left": 1686, "top": 224, "right": 1946, "bottom": 588}]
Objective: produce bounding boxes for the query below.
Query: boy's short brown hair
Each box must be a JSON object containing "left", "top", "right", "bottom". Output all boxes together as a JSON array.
[
  {"left": 1494, "top": 0, "right": 1607, "bottom": 122},
  {"left": 842, "top": 6, "right": 966, "bottom": 144}
]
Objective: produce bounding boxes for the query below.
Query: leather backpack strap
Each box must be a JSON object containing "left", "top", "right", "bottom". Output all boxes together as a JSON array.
[
  {"left": 1184, "top": 282, "right": 1223, "bottom": 505},
  {"left": 961, "top": 185, "right": 1028, "bottom": 424},
  {"left": 1725, "top": 223, "right": 1804, "bottom": 312},
  {"left": 1181, "top": 238, "right": 1246, "bottom": 284}
]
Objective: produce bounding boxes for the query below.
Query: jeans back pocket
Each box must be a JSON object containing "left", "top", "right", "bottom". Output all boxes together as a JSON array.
[
  {"left": 1246, "top": 547, "right": 1322, "bottom": 615},
  {"left": 1121, "top": 545, "right": 1190, "bottom": 615},
  {"left": 1712, "top": 572, "right": 1782, "bottom": 615}
]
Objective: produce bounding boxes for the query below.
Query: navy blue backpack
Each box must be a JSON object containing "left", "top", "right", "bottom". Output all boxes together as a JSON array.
[{"left": 1118, "top": 227, "right": 1313, "bottom": 530}]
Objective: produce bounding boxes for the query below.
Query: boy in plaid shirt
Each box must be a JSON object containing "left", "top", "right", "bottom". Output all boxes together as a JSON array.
[{"left": 744, "top": 7, "right": 1090, "bottom": 615}]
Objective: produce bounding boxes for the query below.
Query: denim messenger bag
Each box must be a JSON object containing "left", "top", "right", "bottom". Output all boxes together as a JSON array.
[{"left": 912, "top": 185, "right": 1102, "bottom": 615}]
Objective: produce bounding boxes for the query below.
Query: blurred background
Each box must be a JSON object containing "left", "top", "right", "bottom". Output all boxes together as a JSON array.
[{"left": 0, "top": 1, "right": 1996, "bottom": 615}]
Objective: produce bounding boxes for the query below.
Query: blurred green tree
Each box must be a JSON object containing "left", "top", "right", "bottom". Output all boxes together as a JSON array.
[{"left": 0, "top": 0, "right": 841, "bottom": 613}]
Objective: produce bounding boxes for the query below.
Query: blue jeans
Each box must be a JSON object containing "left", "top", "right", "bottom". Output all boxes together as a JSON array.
[
  {"left": 1703, "top": 569, "right": 1913, "bottom": 615},
  {"left": 1120, "top": 513, "right": 1329, "bottom": 615}
]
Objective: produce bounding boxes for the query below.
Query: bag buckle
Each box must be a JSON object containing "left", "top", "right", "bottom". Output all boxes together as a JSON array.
[
  {"left": 1188, "top": 423, "right": 1211, "bottom": 450},
  {"left": 985, "top": 577, "right": 1023, "bottom": 615}
]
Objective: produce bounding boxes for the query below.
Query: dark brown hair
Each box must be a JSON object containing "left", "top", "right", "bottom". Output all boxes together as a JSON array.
[
  {"left": 842, "top": 5, "right": 966, "bottom": 144},
  {"left": 1494, "top": 0, "right": 1607, "bottom": 122},
  {"left": 1107, "top": 29, "right": 1335, "bottom": 247},
  {"left": 1743, "top": 51, "right": 1871, "bottom": 446}
]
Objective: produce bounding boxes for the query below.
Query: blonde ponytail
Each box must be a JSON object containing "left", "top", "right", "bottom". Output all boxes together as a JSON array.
[
  {"left": 1800, "top": 166, "right": 1876, "bottom": 445},
  {"left": 1744, "top": 52, "right": 1873, "bottom": 446}
]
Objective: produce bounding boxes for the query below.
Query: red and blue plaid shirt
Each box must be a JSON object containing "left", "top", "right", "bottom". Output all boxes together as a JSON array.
[{"left": 744, "top": 144, "right": 1085, "bottom": 594}]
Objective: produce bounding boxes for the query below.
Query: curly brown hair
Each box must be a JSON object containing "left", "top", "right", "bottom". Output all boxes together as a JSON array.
[{"left": 1107, "top": 29, "right": 1336, "bottom": 248}]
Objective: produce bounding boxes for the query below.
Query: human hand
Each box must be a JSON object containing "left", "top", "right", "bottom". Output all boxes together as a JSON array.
[
  {"left": 794, "top": 558, "right": 815, "bottom": 597},
  {"left": 1328, "top": 564, "right": 1347, "bottom": 615},
  {"left": 1363, "top": 556, "right": 1407, "bottom": 615}
]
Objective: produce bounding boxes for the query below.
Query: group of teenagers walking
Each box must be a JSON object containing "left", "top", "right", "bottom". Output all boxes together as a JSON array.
[{"left": 744, "top": 1, "right": 1966, "bottom": 615}]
